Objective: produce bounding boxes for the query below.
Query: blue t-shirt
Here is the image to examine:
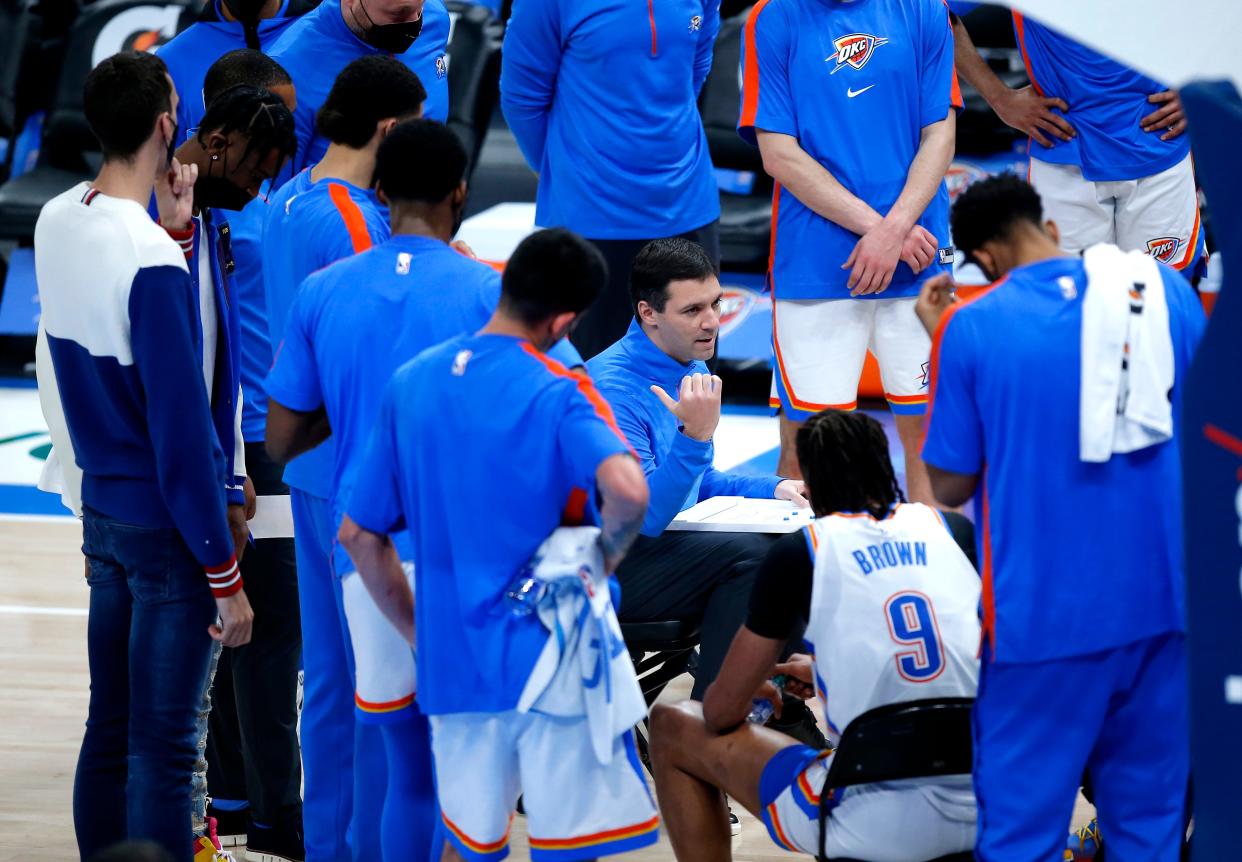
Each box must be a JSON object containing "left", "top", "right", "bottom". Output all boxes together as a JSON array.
[
  {"left": 267, "top": 0, "right": 450, "bottom": 173},
  {"left": 346, "top": 334, "right": 632, "bottom": 714},
  {"left": 921, "top": 257, "right": 1206, "bottom": 664},
  {"left": 224, "top": 196, "right": 276, "bottom": 442},
  {"left": 265, "top": 234, "right": 500, "bottom": 574},
  {"left": 263, "top": 171, "right": 389, "bottom": 496},
  {"left": 157, "top": 0, "right": 301, "bottom": 145},
  {"left": 738, "top": 0, "right": 961, "bottom": 300},
  {"left": 500, "top": 0, "right": 721, "bottom": 239},
  {"left": 1014, "top": 12, "right": 1189, "bottom": 182}
]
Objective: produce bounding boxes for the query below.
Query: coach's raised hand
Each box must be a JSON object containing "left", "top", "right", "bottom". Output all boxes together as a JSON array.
[{"left": 651, "top": 372, "right": 722, "bottom": 442}]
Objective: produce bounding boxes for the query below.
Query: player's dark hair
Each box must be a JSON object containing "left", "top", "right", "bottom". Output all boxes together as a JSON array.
[
  {"left": 203, "top": 50, "right": 292, "bottom": 106},
  {"left": 950, "top": 173, "right": 1045, "bottom": 263},
  {"left": 797, "top": 410, "right": 905, "bottom": 520},
  {"left": 629, "top": 237, "right": 719, "bottom": 316},
  {"left": 316, "top": 55, "right": 427, "bottom": 148},
  {"left": 82, "top": 51, "right": 172, "bottom": 161},
  {"left": 198, "top": 84, "right": 297, "bottom": 176},
  {"left": 375, "top": 119, "right": 466, "bottom": 205},
  {"left": 501, "top": 228, "right": 607, "bottom": 325}
]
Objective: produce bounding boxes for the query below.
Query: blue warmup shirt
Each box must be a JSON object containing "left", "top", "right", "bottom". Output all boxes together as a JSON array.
[
  {"left": 588, "top": 320, "right": 780, "bottom": 535},
  {"left": 263, "top": 171, "right": 388, "bottom": 497},
  {"left": 36, "top": 184, "right": 237, "bottom": 583},
  {"left": 347, "top": 335, "right": 631, "bottom": 715},
  {"left": 226, "top": 196, "right": 275, "bottom": 442},
  {"left": 1014, "top": 12, "right": 1189, "bottom": 182},
  {"left": 268, "top": 0, "right": 450, "bottom": 173},
  {"left": 500, "top": 0, "right": 721, "bottom": 239},
  {"left": 157, "top": 0, "right": 301, "bottom": 143},
  {"left": 265, "top": 234, "right": 500, "bottom": 575},
  {"left": 739, "top": 0, "right": 961, "bottom": 300},
  {"left": 921, "top": 257, "right": 1206, "bottom": 664}
]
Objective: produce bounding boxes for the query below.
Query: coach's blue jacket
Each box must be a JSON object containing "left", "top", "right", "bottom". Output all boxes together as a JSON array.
[{"left": 588, "top": 320, "right": 780, "bottom": 536}]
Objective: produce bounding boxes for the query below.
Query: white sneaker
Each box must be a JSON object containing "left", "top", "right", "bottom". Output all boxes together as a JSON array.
[{"left": 729, "top": 808, "right": 742, "bottom": 837}]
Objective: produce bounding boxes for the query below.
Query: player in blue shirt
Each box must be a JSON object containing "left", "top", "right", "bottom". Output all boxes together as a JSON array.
[
  {"left": 739, "top": 0, "right": 961, "bottom": 507},
  {"left": 951, "top": 12, "right": 1206, "bottom": 278},
  {"left": 265, "top": 119, "right": 491, "bottom": 862},
  {"left": 340, "top": 229, "right": 657, "bottom": 862},
  {"left": 260, "top": 55, "right": 426, "bottom": 862},
  {"left": 919, "top": 176, "right": 1203, "bottom": 862},
  {"left": 500, "top": 0, "right": 722, "bottom": 360},
  {"left": 268, "top": 0, "right": 450, "bottom": 173}
]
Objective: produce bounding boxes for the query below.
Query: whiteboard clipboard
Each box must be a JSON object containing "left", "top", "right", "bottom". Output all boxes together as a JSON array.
[{"left": 667, "top": 496, "right": 814, "bottom": 534}]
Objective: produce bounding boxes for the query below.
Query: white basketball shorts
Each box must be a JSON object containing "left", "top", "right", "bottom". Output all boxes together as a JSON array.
[
  {"left": 760, "top": 745, "right": 976, "bottom": 861},
  {"left": 431, "top": 711, "right": 659, "bottom": 861},
  {"left": 1029, "top": 152, "right": 1205, "bottom": 274},
  {"left": 772, "top": 296, "right": 931, "bottom": 422},
  {"left": 340, "top": 564, "right": 416, "bottom": 723}
]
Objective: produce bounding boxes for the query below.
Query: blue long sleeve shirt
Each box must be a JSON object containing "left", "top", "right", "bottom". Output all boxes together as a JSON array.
[
  {"left": 588, "top": 320, "right": 780, "bottom": 536},
  {"left": 500, "top": 0, "right": 721, "bottom": 239},
  {"left": 268, "top": 0, "right": 450, "bottom": 174}
]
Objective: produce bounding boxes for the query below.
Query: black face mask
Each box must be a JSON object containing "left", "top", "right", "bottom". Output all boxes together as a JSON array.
[
  {"left": 355, "top": 0, "right": 423, "bottom": 54},
  {"left": 197, "top": 152, "right": 255, "bottom": 211}
]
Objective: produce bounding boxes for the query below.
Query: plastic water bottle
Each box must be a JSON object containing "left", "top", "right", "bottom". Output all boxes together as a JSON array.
[
  {"left": 504, "top": 574, "right": 542, "bottom": 616},
  {"left": 747, "top": 675, "right": 787, "bottom": 724}
]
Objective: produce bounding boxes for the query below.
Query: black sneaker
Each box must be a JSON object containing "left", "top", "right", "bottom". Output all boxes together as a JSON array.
[
  {"left": 246, "top": 806, "right": 305, "bottom": 862},
  {"left": 204, "top": 802, "right": 248, "bottom": 849},
  {"left": 766, "top": 695, "right": 831, "bottom": 750}
]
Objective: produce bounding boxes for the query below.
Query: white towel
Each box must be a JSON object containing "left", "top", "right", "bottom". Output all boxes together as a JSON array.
[
  {"left": 1080, "top": 243, "right": 1175, "bottom": 463},
  {"left": 515, "top": 526, "right": 647, "bottom": 766}
]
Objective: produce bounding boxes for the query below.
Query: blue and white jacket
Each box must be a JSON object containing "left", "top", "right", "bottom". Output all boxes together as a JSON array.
[{"left": 34, "top": 183, "right": 241, "bottom": 595}]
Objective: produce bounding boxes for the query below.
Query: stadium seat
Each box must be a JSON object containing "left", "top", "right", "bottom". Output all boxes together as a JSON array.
[
  {"left": 0, "top": 0, "right": 34, "bottom": 144},
  {"left": 622, "top": 618, "right": 701, "bottom": 771},
  {"left": 444, "top": 1, "right": 504, "bottom": 179},
  {"left": 816, "top": 697, "right": 975, "bottom": 862},
  {"left": 698, "top": 12, "right": 774, "bottom": 272},
  {"left": 0, "top": 0, "right": 193, "bottom": 241}
]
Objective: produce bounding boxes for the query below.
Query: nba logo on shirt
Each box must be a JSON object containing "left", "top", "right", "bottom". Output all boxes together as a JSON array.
[
  {"left": 396, "top": 252, "right": 412, "bottom": 275},
  {"left": 1146, "top": 237, "right": 1181, "bottom": 264},
  {"left": 689, "top": 14, "right": 702, "bottom": 32},
  {"left": 829, "top": 33, "right": 889, "bottom": 73},
  {"left": 436, "top": 55, "right": 448, "bottom": 79},
  {"left": 451, "top": 349, "right": 472, "bottom": 376}
]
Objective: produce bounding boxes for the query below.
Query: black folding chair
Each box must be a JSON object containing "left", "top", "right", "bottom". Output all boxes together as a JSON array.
[
  {"left": 621, "top": 618, "right": 700, "bottom": 773},
  {"left": 817, "top": 697, "right": 975, "bottom": 862}
]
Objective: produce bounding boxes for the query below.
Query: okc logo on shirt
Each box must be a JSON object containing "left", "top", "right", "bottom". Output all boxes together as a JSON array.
[
  {"left": 828, "top": 33, "right": 889, "bottom": 73},
  {"left": 435, "top": 55, "right": 448, "bottom": 79},
  {"left": 689, "top": 14, "right": 702, "bottom": 32},
  {"left": 1146, "top": 236, "right": 1181, "bottom": 264}
]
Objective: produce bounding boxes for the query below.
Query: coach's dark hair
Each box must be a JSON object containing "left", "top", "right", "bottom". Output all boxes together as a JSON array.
[
  {"left": 376, "top": 119, "right": 466, "bottom": 205},
  {"left": 83, "top": 51, "right": 172, "bottom": 161},
  {"left": 629, "top": 237, "right": 719, "bottom": 316},
  {"left": 198, "top": 84, "right": 297, "bottom": 176},
  {"left": 501, "top": 228, "right": 607, "bottom": 325},
  {"left": 316, "top": 56, "right": 427, "bottom": 148},
  {"left": 950, "top": 173, "right": 1044, "bottom": 263},
  {"left": 204, "top": 50, "right": 292, "bottom": 106},
  {"left": 797, "top": 410, "right": 905, "bottom": 520}
]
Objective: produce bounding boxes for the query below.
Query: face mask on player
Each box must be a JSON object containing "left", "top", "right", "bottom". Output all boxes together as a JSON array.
[
  {"left": 354, "top": 0, "right": 423, "bottom": 54},
  {"left": 196, "top": 150, "right": 256, "bottom": 211}
]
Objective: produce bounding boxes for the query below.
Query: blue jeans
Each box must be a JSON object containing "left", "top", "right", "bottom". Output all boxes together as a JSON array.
[{"left": 74, "top": 506, "right": 219, "bottom": 862}]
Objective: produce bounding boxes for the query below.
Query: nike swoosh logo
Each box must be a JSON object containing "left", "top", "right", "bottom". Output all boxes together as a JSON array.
[{"left": 847, "top": 85, "right": 876, "bottom": 98}]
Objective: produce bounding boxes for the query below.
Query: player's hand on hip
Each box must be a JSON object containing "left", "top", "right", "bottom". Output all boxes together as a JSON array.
[
  {"left": 774, "top": 479, "right": 809, "bottom": 508},
  {"left": 210, "top": 589, "right": 254, "bottom": 648},
  {"left": 155, "top": 157, "right": 197, "bottom": 232},
  {"left": 995, "top": 85, "right": 1075, "bottom": 147},
  {"left": 227, "top": 503, "right": 250, "bottom": 564},
  {"left": 650, "top": 373, "right": 722, "bottom": 442},
  {"left": 774, "top": 654, "right": 816, "bottom": 699},
  {"left": 844, "top": 219, "right": 904, "bottom": 296},
  {"left": 1142, "top": 90, "right": 1187, "bottom": 140},
  {"left": 900, "top": 225, "right": 938, "bottom": 274},
  {"left": 915, "top": 273, "right": 959, "bottom": 336}
]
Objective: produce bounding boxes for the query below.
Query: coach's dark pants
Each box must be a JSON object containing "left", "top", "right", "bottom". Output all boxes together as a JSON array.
[
  {"left": 616, "top": 528, "right": 775, "bottom": 700},
  {"left": 576, "top": 220, "right": 721, "bottom": 361},
  {"left": 206, "top": 442, "right": 302, "bottom": 826}
]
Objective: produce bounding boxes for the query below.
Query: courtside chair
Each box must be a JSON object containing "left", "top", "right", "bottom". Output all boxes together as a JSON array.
[
  {"left": 444, "top": 0, "right": 504, "bottom": 180},
  {"left": 816, "top": 697, "right": 976, "bottom": 862},
  {"left": 621, "top": 618, "right": 702, "bottom": 772}
]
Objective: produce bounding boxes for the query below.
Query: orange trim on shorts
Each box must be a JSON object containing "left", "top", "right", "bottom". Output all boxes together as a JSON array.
[
  {"left": 355, "top": 692, "right": 414, "bottom": 714},
  {"left": 885, "top": 392, "right": 929, "bottom": 405},
  {"left": 1170, "top": 207, "right": 1201, "bottom": 271},
  {"left": 327, "top": 183, "right": 373, "bottom": 255},
  {"left": 770, "top": 300, "right": 859, "bottom": 414},
  {"left": 441, "top": 812, "right": 511, "bottom": 854},
  {"left": 765, "top": 802, "right": 799, "bottom": 851},
  {"left": 527, "top": 815, "right": 660, "bottom": 851}
]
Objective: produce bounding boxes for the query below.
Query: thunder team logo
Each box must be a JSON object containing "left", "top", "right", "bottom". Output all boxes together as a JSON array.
[
  {"left": 829, "top": 33, "right": 889, "bottom": 73},
  {"left": 1146, "top": 236, "right": 1181, "bottom": 264}
]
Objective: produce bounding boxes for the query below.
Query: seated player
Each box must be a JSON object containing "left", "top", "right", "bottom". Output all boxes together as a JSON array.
[
  {"left": 650, "top": 409, "right": 980, "bottom": 862},
  {"left": 587, "top": 239, "right": 812, "bottom": 723}
]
